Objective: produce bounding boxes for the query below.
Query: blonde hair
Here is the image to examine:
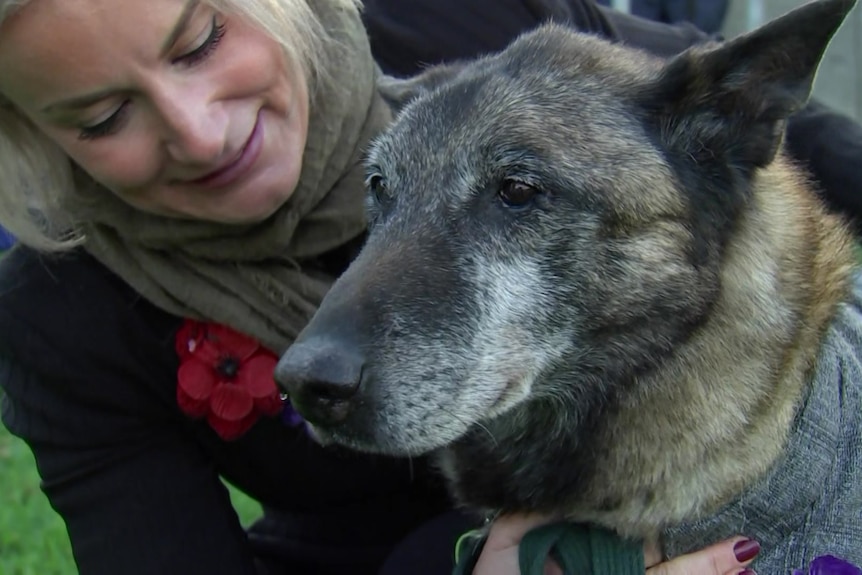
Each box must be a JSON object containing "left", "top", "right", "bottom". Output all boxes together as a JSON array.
[{"left": 0, "top": 0, "right": 361, "bottom": 251}]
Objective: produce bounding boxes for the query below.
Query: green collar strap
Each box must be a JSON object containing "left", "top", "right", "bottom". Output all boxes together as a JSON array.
[{"left": 453, "top": 522, "right": 644, "bottom": 575}]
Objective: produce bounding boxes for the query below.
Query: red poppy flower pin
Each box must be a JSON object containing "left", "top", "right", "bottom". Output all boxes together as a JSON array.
[{"left": 175, "top": 319, "right": 303, "bottom": 440}]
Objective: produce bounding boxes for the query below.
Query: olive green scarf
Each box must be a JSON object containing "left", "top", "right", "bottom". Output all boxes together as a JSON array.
[{"left": 74, "top": 1, "right": 390, "bottom": 354}]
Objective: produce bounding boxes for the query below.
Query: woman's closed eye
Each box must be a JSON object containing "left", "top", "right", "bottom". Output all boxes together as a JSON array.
[
  {"left": 173, "top": 15, "right": 227, "bottom": 68},
  {"left": 76, "top": 15, "right": 228, "bottom": 141},
  {"left": 78, "top": 101, "right": 131, "bottom": 141}
]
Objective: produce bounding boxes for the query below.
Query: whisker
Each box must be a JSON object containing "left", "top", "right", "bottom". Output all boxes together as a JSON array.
[
  {"left": 472, "top": 420, "right": 499, "bottom": 448},
  {"left": 440, "top": 406, "right": 499, "bottom": 448}
]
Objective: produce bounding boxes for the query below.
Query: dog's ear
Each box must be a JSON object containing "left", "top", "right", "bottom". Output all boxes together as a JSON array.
[
  {"left": 648, "top": 0, "right": 856, "bottom": 172},
  {"left": 377, "top": 62, "right": 467, "bottom": 112}
]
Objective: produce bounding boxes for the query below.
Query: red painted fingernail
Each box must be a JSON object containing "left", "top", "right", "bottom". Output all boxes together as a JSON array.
[{"left": 733, "top": 539, "right": 761, "bottom": 562}]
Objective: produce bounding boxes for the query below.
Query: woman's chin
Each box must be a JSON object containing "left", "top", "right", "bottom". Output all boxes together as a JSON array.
[{"left": 183, "top": 185, "right": 298, "bottom": 225}]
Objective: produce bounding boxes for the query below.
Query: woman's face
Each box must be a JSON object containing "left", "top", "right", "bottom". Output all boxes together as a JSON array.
[{"left": 0, "top": 0, "right": 310, "bottom": 223}]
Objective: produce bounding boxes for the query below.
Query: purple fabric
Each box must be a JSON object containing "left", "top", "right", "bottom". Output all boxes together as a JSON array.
[
  {"left": 794, "top": 556, "right": 862, "bottom": 575},
  {"left": 0, "top": 226, "right": 15, "bottom": 250}
]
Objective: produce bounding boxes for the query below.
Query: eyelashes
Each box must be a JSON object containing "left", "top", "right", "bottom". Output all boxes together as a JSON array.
[
  {"left": 77, "top": 15, "right": 227, "bottom": 141},
  {"left": 78, "top": 101, "right": 131, "bottom": 141},
  {"left": 174, "top": 16, "right": 227, "bottom": 67}
]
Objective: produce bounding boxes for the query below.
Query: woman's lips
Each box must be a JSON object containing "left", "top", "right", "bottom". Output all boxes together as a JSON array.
[{"left": 188, "top": 114, "right": 264, "bottom": 189}]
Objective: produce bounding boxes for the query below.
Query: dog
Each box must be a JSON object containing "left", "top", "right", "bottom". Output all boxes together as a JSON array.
[{"left": 275, "top": 0, "right": 862, "bottom": 569}]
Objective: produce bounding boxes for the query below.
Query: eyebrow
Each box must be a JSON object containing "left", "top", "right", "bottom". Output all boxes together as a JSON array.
[
  {"left": 159, "top": 0, "right": 200, "bottom": 58},
  {"left": 40, "top": 0, "right": 200, "bottom": 114},
  {"left": 40, "top": 88, "right": 120, "bottom": 115}
]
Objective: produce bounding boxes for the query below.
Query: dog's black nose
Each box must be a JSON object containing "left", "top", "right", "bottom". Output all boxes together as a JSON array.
[{"left": 274, "top": 339, "right": 363, "bottom": 426}]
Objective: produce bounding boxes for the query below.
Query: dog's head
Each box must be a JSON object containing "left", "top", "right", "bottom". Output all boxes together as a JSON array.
[{"left": 275, "top": 0, "right": 856, "bottom": 456}]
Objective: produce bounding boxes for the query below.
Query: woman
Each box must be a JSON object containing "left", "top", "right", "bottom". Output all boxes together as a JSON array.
[{"left": 0, "top": 0, "right": 856, "bottom": 573}]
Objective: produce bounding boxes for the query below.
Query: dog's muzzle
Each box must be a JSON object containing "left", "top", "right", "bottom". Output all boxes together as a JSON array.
[{"left": 274, "top": 338, "right": 364, "bottom": 427}]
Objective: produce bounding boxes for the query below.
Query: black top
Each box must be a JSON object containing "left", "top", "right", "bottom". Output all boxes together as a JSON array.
[
  {"left": 0, "top": 247, "right": 451, "bottom": 575},
  {"left": 2, "top": 2, "right": 862, "bottom": 574}
]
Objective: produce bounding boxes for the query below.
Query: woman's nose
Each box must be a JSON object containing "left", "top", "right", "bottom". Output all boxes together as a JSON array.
[{"left": 157, "top": 87, "right": 229, "bottom": 166}]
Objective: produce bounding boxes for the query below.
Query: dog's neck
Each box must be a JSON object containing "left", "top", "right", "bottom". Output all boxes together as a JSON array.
[{"left": 439, "top": 156, "right": 856, "bottom": 539}]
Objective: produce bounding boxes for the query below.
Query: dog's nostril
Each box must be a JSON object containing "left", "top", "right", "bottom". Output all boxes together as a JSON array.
[
  {"left": 274, "top": 339, "right": 364, "bottom": 425},
  {"left": 302, "top": 378, "right": 359, "bottom": 402},
  {"left": 281, "top": 375, "right": 360, "bottom": 426}
]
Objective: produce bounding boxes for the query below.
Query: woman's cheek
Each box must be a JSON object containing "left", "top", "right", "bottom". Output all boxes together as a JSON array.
[{"left": 72, "top": 138, "right": 162, "bottom": 194}]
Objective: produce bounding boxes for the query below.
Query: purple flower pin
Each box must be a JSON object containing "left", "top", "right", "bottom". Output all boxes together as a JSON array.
[{"left": 793, "top": 555, "right": 862, "bottom": 575}]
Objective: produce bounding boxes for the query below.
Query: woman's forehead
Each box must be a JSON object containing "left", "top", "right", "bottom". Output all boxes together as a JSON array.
[{"left": 0, "top": 0, "right": 193, "bottom": 109}]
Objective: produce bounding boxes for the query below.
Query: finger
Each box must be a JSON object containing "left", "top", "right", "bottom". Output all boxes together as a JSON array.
[
  {"left": 644, "top": 539, "right": 663, "bottom": 566},
  {"left": 646, "top": 537, "right": 761, "bottom": 575}
]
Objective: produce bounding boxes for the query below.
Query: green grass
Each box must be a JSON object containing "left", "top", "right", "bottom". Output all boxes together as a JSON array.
[
  {"left": 0, "top": 424, "right": 73, "bottom": 575},
  {"left": 0, "top": 418, "right": 262, "bottom": 574}
]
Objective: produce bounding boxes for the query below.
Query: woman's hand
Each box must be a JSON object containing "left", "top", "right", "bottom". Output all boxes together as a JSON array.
[{"left": 473, "top": 514, "right": 760, "bottom": 575}]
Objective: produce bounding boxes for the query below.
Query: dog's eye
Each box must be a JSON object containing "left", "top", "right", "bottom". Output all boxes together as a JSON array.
[
  {"left": 498, "top": 180, "right": 538, "bottom": 208},
  {"left": 367, "top": 174, "right": 391, "bottom": 208},
  {"left": 367, "top": 174, "right": 386, "bottom": 196}
]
